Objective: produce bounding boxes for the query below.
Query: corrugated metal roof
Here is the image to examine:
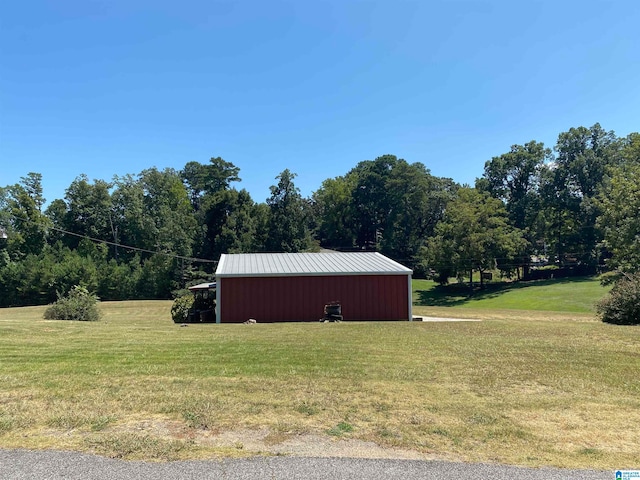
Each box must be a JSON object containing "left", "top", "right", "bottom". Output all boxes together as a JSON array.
[
  {"left": 216, "top": 252, "right": 412, "bottom": 277},
  {"left": 188, "top": 282, "right": 216, "bottom": 291}
]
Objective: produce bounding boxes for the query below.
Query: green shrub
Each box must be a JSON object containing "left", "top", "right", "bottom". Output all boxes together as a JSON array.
[
  {"left": 599, "top": 270, "right": 622, "bottom": 286},
  {"left": 596, "top": 272, "right": 640, "bottom": 325},
  {"left": 43, "top": 285, "right": 101, "bottom": 321},
  {"left": 171, "top": 295, "right": 194, "bottom": 323}
]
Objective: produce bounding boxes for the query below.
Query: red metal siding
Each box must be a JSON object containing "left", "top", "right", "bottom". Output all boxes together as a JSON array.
[{"left": 220, "top": 275, "right": 408, "bottom": 323}]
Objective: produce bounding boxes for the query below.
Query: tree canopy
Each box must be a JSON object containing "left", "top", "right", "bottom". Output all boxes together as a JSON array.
[
  {"left": 428, "top": 187, "right": 526, "bottom": 286},
  {"left": 1, "top": 121, "right": 639, "bottom": 307}
]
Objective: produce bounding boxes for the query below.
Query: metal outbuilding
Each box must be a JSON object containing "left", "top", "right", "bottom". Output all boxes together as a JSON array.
[{"left": 215, "top": 252, "right": 413, "bottom": 323}]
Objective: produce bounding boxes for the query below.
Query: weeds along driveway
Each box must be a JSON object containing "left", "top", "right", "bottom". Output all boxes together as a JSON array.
[{"left": 0, "top": 449, "right": 612, "bottom": 480}]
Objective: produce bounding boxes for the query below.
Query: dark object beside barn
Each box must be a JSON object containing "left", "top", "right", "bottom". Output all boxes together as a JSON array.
[
  {"left": 322, "top": 302, "right": 343, "bottom": 321},
  {"left": 183, "top": 282, "right": 216, "bottom": 323}
]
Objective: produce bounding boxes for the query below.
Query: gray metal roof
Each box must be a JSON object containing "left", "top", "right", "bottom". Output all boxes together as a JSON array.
[
  {"left": 216, "top": 252, "right": 412, "bottom": 277},
  {"left": 188, "top": 282, "right": 216, "bottom": 291}
]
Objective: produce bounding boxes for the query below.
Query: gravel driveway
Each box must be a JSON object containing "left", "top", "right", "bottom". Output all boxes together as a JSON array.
[{"left": 0, "top": 449, "right": 612, "bottom": 480}]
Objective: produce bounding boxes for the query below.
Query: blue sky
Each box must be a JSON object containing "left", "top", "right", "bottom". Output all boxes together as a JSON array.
[{"left": 1, "top": 1, "right": 639, "bottom": 205}]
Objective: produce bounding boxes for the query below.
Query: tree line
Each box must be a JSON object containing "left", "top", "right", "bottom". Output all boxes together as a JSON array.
[{"left": 1, "top": 123, "right": 639, "bottom": 307}]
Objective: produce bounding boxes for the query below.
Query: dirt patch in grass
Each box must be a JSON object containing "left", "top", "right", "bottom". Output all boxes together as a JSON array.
[
  {"left": 203, "top": 428, "right": 435, "bottom": 459},
  {"left": 19, "top": 416, "right": 445, "bottom": 461}
]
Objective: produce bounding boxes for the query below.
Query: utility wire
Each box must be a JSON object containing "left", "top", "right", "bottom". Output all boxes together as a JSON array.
[
  {"left": 4, "top": 212, "right": 217, "bottom": 264},
  {"left": 4, "top": 212, "right": 596, "bottom": 268}
]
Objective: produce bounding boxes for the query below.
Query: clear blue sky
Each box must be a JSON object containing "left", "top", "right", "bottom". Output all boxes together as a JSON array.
[{"left": 2, "top": 1, "right": 639, "bottom": 205}]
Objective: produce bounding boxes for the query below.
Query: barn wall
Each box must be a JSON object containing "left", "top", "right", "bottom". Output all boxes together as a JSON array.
[{"left": 219, "top": 275, "right": 409, "bottom": 323}]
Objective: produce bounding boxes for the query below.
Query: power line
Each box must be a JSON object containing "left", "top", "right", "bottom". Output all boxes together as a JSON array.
[
  {"left": 52, "top": 225, "right": 218, "bottom": 264},
  {"left": 4, "top": 213, "right": 217, "bottom": 264}
]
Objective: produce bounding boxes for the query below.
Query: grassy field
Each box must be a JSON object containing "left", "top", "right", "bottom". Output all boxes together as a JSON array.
[
  {"left": 413, "top": 276, "right": 610, "bottom": 313},
  {"left": 0, "top": 279, "right": 638, "bottom": 469}
]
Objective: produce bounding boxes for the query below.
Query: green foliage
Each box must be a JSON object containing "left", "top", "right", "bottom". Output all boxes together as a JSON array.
[
  {"left": 342, "top": 154, "right": 457, "bottom": 261},
  {"left": 199, "top": 188, "right": 259, "bottom": 258},
  {"left": 312, "top": 175, "right": 357, "bottom": 249},
  {"left": 477, "top": 141, "right": 550, "bottom": 270},
  {"left": 180, "top": 156, "right": 241, "bottom": 210},
  {"left": 313, "top": 155, "right": 457, "bottom": 271},
  {"left": 136, "top": 167, "right": 197, "bottom": 259},
  {"left": 3, "top": 129, "right": 640, "bottom": 308},
  {"left": 4, "top": 173, "right": 50, "bottom": 258},
  {"left": 59, "top": 175, "right": 114, "bottom": 249},
  {"left": 327, "top": 421, "right": 354, "bottom": 436},
  {"left": 135, "top": 254, "right": 176, "bottom": 299},
  {"left": 350, "top": 155, "right": 399, "bottom": 249},
  {"left": 171, "top": 294, "right": 194, "bottom": 323},
  {"left": 598, "top": 270, "right": 621, "bottom": 286},
  {"left": 597, "top": 158, "right": 640, "bottom": 273},
  {"left": 43, "top": 285, "right": 101, "bottom": 321},
  {"left": 0, "top": 244, "right": 101, "bottom": 307},
  {"left": 477, "top": 140, "right": 551, "bottom": 232},
  {"left": 554, "top": 123, "right": 618, "bottom": 199},
  {"left": 413, "top": 277, "right": 608, "bottom": 312},
  {"left": 380, "top": 160, "right": 457, "bottom": 264},
  {"left": 265, "top": 169, "right": 312, "bottom": 252},
  {"left": 596, "top": 273, "right": 640, "bottom": 325},
  {"left": 474, "top": 124, "right": 627, "bottom": 272},
  {"left": 96, "top": 259, "right": 136, "bottom": 301},
  {"left": 539, "top": 124, "right": 620, "bottom": 267},
  {"left": 427, "top": 187, "right": 527, "bottom": 285}
]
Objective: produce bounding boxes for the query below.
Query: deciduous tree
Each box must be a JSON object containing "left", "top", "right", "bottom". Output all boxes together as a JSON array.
[
  {"left": 428, "top": 188, "right": 526, "bottom": 286},
  {"left": 4, "top": 173, "right": 50, "bottom": 258},
  {"left": 597, "top": 133, "right": 640, "bottom": 273},
  {"left": 60, "top": 175, "right": 113, "bottom": 248},
  {"left": 539, "top": 124, "right": 620, "bottom": 267},
  {"left": 266, "top": 169, "right": 311, "bottom": 252}
]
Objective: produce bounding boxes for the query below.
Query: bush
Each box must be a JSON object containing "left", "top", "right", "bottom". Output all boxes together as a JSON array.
[
  {"left": 599, "top": 270, "right": 622, "bottom": 286},
  {"left": 43, "top": 285, "right": 101, "bottom": 321},
  {"left": 596, "top": 272, "right": 640, "bottom": 325},
  {"left": 171, "top": 295, "right": 194, "bottom": 323}
]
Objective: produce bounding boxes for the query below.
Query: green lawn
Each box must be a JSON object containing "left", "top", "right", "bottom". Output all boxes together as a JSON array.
[
  {"left": 413, "top": 276, "right": 610, "bottom": 313},
  {"left": 0, "top": 283, "right": 638, "bottom": 469}
]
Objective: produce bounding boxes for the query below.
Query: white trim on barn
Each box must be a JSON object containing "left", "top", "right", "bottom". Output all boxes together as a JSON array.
[
  {"left": 408, "top": 275, "right": 413, "bottom": 321},
  {"left": 215, "top": 279, "right": 221, "bottom": 324}
]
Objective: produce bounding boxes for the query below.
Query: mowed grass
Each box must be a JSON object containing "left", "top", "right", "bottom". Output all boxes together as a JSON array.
[
  {"left": 0, "top": 290, "right": 638, "bottom": 469},
  {"left": 413, "top": 276, "right": 610, "bottom": 313}
]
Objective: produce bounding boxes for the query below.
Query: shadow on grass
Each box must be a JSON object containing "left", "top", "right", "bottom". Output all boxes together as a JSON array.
[{"left": 415, "top": 276, "right": 598, "bottom": 307}]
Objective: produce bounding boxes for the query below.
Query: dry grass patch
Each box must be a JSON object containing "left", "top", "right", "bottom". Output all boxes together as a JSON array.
[{"left": 0, "top": 300, "right": 638, "bottom": 468}]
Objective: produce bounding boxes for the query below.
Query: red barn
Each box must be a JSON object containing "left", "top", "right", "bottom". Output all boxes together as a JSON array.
[{"left": 215, "top": 252, "right": 413, "bottom": 323}]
